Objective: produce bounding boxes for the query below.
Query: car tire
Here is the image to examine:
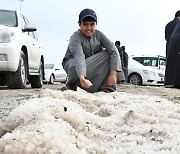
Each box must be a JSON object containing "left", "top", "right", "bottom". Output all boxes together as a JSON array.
[
  {"left": 128, "top": 73, "right": 142, "bottom": 85},
  {"left": 49, "top": 74, "right": 55, "bottom": 84},
  {"left": 30, "top": 62, "right": 43, "bottom": 88},
  {"left": 7, "top": 51, "right": 27, "bottom": 89}
]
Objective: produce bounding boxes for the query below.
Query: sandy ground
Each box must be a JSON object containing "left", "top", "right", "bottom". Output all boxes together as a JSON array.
[{"left": 116, "top": 84, "right": 180, "bottom": 102}]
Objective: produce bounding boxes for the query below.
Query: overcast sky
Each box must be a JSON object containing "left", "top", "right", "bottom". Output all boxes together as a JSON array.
[{"left": 1, "top": 0, "right": 180, "bottom": 64}]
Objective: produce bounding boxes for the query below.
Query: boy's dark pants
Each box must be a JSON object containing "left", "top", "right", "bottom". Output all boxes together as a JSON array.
[{"left": 64, "top": 51, "right": 119, "bottom": 93}]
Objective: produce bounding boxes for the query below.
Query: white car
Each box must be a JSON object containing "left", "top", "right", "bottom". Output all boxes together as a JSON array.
[
  {"left": 43, "top": 64, "right": 67, "bottom": 84},
  {"left": 128, "top": 55, "right": 166, "bottom": 85},
  {"left": 0, "top": 9, "right": 44, "bottom": 89}
]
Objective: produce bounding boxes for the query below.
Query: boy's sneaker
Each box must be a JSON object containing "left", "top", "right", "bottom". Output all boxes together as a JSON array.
[{"left": 65, "top": 80, "right": 77, "bottom": 91}]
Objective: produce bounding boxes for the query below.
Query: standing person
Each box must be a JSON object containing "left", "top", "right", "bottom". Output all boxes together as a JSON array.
[
  {"left": 115, "top": 41, "right": 128, "bottom": 83},
  {"left": 165, "top": 20, "right": 180, "bottom": 88},
  {"left": 121, "top": 46, "right": 128, "bottom": 83},
  {"left": 62, "top": 8, "right": 123, "bottom": 93},
  {"left": 165, "top": 10, "right": 180, "bottom": 58}
]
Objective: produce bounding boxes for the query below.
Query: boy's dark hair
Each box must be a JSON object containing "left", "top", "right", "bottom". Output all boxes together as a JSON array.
[
  {"left": 175, "top": 10, "right": 180, "bottom": 18},
  {"left": 115, "top": 41, "right": 121, "bottom": 46},
  {"left": 121, "top": 46, "right": 125, "bottom": 51}
]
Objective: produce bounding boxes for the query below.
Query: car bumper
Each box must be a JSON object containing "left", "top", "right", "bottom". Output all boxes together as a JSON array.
[
  {"left": 0, "top": 43, "right": 20, "bottom": 72},
  {"left": 142, "top": 75, "right": 164, "bottom": 85}
]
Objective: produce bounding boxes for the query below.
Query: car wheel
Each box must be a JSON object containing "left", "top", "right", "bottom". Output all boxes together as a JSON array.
[
  {"left": 49, "top": 74, "right": 55, "bottom": 84},
  {"left": 7, "top": 51, "right": 27, "bottom": 89},
  {"left": 30, "top": 62, "right": 43, "bottom": 88},
  {"left": 129, "top": 73, "right": 142, "bottom": 85}
]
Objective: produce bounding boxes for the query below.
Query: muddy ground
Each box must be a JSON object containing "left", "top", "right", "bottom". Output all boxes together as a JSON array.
[{"left": 0, "top": 83, "right": 180, "bottom": 119}]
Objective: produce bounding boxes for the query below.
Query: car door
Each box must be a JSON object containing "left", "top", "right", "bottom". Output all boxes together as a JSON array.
[
  {"left": 27, "top": 31, "right": 42, "bottom": 70},
  {"left": 54, "top": 65, "right": 67, "bottom": 82},
  {"left": 53, "top": 65, "right": 61, "bottom": 81},
  {"left": 20, "top": 14, "right": 42, "bottom": 71}
]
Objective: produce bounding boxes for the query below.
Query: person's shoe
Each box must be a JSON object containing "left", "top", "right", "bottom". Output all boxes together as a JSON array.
[
  {"left": 58, "top": 87, "right": 68, "bottom": 91},
  {"left": 117, "top": 80, "right": 125, "bottom": 84},
  {"left": 99, "top": 85, "right": 116, "bottom": 93},
  {"left": 67, "top": 84, "right": 77, "bottom": 91},
  {"left": 65, "top": 80, "right": 77, "bottom": 91}
]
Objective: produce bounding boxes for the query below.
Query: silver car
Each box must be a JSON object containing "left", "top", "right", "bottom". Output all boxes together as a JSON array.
[{"left": 43, "top": 64, "right": 67, "bottom": 84}]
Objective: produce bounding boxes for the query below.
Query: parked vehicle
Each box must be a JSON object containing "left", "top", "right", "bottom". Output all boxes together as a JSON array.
[
  {"left": 0, "top": 9, "right": 44, "bottom": 89},
  {"left": 128, "top": 55, "right": 166, "bottom": 85},
  {"left": 43, "top": 64, "right": 67, "bottom": 84}
]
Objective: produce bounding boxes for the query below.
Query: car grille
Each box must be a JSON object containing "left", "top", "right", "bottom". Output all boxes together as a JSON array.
[{"left": 157, "top": 81, "right": 164, "bottom": 84}]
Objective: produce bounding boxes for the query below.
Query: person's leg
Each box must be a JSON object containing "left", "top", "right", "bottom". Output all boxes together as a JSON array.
[
  {"left": 117, "top": 71, "right": 125, "bottom": 84},
  {"left": 85, "top": 51, "right": 110, "bottom": 92},
  {"left": 85, "top": 51, "right": 124, "bottom": 92},
  {"left": 124, "top": 69, "right": 128, "bottom": 83},
  {"left": 64, "top": 51, "right": 120, "bottom": 92},
  {"left": 64, "top": 53, "right": 109, "bottom": 92},
  {"left": 64, "top": 59, "right": 78, "bottom": 91}
]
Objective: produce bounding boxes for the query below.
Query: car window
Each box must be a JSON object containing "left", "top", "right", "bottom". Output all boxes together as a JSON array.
[
  {"left": 142, "top": 57, "right": 158, "bottom": 67},
  {"left": 132, "top": 57, "right": 143, "bottom": 64},
  {"left": 159, "top": 58, "right": 166, "bottom": 66},
  {"left": 45, "top": 64, "right": 54, "bottom": 69},
  {"left": 143, "top": 57, "right": 158, "bottom": 66},
  {"left": 133, "top": 56, "right": 161, "bottom": 67},
  {"left": 0, "top": 10, "right": 17, "bottom": 27},
  {"left": 129, "top": 59, "right": 142, "bottom": 67}
]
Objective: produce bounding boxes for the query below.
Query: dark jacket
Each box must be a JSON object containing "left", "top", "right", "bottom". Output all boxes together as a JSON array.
[
  {"left": 165, "top": 20, "right": 180, "bottom": 87},
  {"left": 123, "top": 51, "right": 128, "bottom": 69},
  {"left": 165, "top": 18, "right": 179, "bottom": 57},
  {"left": 115, "top": 44, "right": 128, "bottom": 69}
]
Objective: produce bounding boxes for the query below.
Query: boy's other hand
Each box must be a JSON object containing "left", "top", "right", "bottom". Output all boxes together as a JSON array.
[{"left": 79, "top": 75, "right": 93, "bottom": 89}]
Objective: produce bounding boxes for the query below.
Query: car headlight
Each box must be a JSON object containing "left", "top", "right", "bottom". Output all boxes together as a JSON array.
[
  {"left": 0, "top": 30, "right": 15, "bottom": 43},
  {"left": 158, "top": 73, "right": 164, "bottom": 77},
  {"left": 143, "top": 70, "right": 156, "bottom": 76}
]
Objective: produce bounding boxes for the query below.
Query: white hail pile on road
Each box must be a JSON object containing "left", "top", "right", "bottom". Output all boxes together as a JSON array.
[{"left": 0, "top": 88, "right": 180, "bottom": 154}]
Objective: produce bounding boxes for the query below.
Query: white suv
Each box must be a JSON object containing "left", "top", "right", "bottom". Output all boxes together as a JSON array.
[{"left": 0, "top": 9, "right": 44, "bottom": 89}]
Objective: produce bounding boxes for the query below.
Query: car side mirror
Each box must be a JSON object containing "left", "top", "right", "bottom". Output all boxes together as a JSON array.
[{"left": 23, "top": 22, "right": 37, "bottom": 32}]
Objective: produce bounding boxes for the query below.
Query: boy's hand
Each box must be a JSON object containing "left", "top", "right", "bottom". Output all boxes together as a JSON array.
[
  {"left": 107, "top": 71, "right": 117, "bottom": 86},
  {"left": 79, "top": 75, "right": 93, "bottom": 89}
]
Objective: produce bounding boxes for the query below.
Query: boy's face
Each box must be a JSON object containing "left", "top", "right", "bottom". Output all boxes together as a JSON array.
[{"left": 79, "top": 21, "right": 97, "bottom": 36}]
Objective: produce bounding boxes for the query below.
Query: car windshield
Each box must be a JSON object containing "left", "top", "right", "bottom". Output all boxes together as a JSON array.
[
  {"left": 0, "top": 10, "right": 17, "bottom": 27},
  {"left": 45, "top": 64, "right": 54, "bottom": 69}
]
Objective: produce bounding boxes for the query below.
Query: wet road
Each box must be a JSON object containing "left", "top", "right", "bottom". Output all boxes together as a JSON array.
[{"left": 0, "top": 83, "right": 64, "bottom": 119}]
